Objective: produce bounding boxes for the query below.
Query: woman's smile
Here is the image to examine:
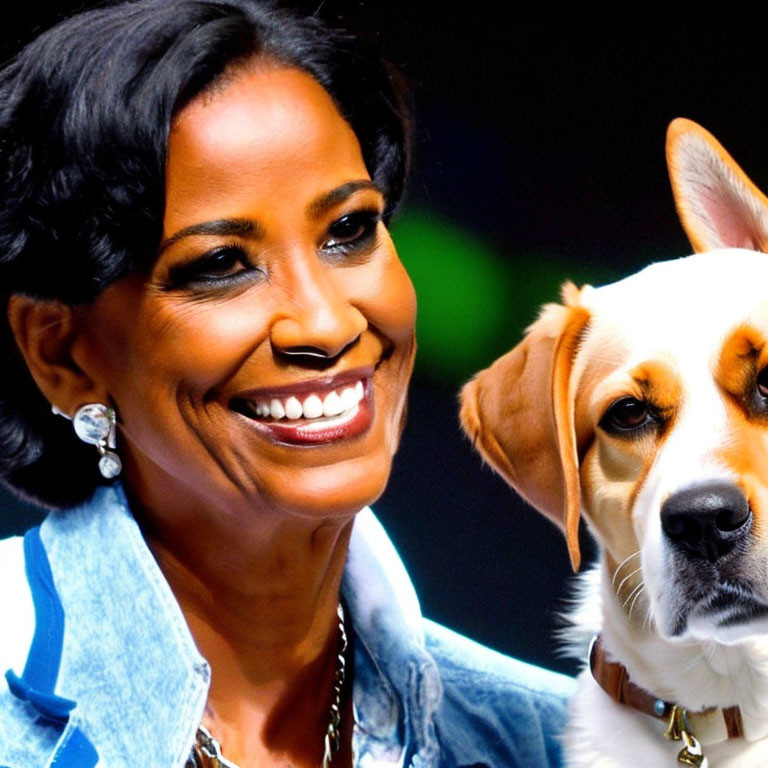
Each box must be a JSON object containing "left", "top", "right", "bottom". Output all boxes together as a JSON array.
[
  {"left": 73, "top": 65, "right": 417, "bottom": 521},
  {"left": 231, "top": 368, "right": 372, "bottom": 446}
]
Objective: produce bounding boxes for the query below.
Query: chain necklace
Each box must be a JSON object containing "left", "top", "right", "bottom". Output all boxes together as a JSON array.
[{"left": 186, "top": 603, "right": 349, "bottom": 768}]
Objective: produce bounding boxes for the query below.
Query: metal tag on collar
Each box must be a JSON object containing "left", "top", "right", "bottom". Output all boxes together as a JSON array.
[
  {"left": 678, "top": 729, "right": 707, "bottom": 767},
  {"left": 664, "top": 704, "right": 686, "bottom": 741},
  {"left": 664, "top": 705, "right": 708, "bottom": 767}
]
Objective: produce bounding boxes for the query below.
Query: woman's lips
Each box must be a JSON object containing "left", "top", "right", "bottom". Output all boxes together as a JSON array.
[{"left": 231, "top": 374, "right": 373, "bottom": 445}]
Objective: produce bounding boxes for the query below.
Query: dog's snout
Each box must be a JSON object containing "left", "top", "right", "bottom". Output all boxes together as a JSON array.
[{"left": 660, "top": 482, "right": 751, "bottom": 561}]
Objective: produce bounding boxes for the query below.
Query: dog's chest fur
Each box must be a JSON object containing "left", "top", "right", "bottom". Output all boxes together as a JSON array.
[{"left": 564, "top": 566, "right": 768, "bottom": 767}]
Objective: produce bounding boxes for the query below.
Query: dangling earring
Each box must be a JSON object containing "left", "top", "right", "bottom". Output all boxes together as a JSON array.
[{"left": 55, "top": 403, "right": 122, "bottom": 479}]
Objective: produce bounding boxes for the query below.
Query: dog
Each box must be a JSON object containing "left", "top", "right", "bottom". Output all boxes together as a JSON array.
[{"left": 460, "top": 118, "right": 768, "bottom": 768}]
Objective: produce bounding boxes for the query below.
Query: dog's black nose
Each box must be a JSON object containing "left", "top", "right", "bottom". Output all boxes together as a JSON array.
[{"left": 661, "top": 482, "right": 751, "bottom": 561}]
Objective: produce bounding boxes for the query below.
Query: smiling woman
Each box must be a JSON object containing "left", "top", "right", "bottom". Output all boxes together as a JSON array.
[{"left": 0, "top": 1, "right": 572, "bottom": 766}]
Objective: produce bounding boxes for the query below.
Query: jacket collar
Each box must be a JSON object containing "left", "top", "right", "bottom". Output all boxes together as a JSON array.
[
  {"left": 38, "top": 484, "right": 442, "bottom": 766},
  {"left": 41, "top": 484, "right": 209, "bottom": 766},
  {"left": 344, "top": 507, "right": 442, "bottom": 766}
]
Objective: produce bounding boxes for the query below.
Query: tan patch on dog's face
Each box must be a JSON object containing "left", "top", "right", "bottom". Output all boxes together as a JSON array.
[
  {"left": 716, "top": 418, "right": 768, "bottom": 543},
  {"left": 577, "top": 337, "right": 684, "bottom": 590},
  {"left": 715, "top": 324, "right": 768, "bottom": 541},
  {"left": 716, "top": 324, "right": 767, "bottom": 403}
]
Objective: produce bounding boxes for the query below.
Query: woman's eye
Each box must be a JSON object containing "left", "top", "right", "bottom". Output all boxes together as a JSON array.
[
  {"left": 322, "top": 210, "right": 380, "bottom": 253},
  {"left": 167, "top": 245, "right": 256, "bottom": 289},
  {"left": 599, "top": 396, "right": 655, "bottom": 433}
]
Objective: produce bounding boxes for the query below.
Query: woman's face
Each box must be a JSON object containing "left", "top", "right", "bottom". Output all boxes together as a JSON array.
[{"left": 75, "top": 65, "right": 416, "bottom": 522}]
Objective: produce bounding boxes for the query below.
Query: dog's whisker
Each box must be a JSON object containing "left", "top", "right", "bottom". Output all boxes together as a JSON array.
[
  {"left": 611, "top": 551, "right": 642, "bottom": 588},
  {"left": 622, "top": 581, "right": 645, "bottom": 612},
  {"left": 615, "top": 566, "right": 643, "bottom": 601},
  {"left": 627, "top": 584, "right": 646, "bottom": 621}
]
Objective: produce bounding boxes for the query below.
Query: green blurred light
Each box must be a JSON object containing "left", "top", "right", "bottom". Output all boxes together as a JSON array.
[
  {"left": 391, "top": 210, "right": 514, "bottom": 383},
  {"left": 391, "top": 208, "right": 624, "bottom": 384}
]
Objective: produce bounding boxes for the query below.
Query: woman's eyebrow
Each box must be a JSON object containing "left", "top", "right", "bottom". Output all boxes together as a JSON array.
[
  {"left": 307, "top": 180, "right": 382, "bottom": 218},
  {"left": 158, "top": 180, "right": 381, "bottom": 255},
  {"left": 158, "top": 218, "right": 262, "bottom": 255}
]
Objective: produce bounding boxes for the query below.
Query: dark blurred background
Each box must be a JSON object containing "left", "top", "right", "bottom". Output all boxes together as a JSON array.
[{"left": 3, "top": 3, "right": 768, "bottom": 677}]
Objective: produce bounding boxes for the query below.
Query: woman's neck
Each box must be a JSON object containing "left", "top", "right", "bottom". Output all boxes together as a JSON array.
[{"left": 132, "top": 486, "right": 356, "bottom": 767}]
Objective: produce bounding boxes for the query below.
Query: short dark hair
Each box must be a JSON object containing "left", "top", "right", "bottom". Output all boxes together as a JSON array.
[{"left": 0, "top": 0, "right": 411, "bottom": 507}]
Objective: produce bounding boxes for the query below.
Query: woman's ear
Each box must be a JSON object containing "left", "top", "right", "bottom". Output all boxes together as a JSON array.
[{"left": 6, "top": 295, "right": 104, "bottom": 415}]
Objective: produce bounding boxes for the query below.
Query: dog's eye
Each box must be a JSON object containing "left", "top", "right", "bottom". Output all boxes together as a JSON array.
[
  {"left": 757, "top": 367, "right": 768, "bottom": 399},
  {"left": 600, "top": 397, "right": 654, "bottom": 433}
]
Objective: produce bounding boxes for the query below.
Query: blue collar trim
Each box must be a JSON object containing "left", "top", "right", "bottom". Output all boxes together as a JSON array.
[{"left": 5, "top": 526, "right": 97, "bottom": 765}]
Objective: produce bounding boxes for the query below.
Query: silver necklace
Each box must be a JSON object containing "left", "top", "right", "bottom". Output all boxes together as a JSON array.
[{"left": 186, "top": 603, "right": 349, "bottom": 768}]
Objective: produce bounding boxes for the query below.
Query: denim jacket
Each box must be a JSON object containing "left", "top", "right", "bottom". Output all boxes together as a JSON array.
[{"left": 0, "top": 485, "right": 574, "bottom": 767}]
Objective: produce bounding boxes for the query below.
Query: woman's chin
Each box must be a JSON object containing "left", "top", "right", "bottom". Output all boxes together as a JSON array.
[
  {"left": 222, "top": 392, "right": 403, "bottom": 520},
  {"left": 257, "top": 452, "right": 394, "bottom": 521}
]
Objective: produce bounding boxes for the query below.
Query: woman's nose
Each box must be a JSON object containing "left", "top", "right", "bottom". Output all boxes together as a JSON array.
[{"left": 269, "top": 263, "right": 367, "bottom": 361}]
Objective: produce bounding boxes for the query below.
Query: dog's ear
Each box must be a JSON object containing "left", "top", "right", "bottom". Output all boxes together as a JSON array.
[
  {"left": 460, "top": 284, "right": 590, "bottom": 571},
  {"left": 666, "top": 117, "right": 768, "bottom": 252}
]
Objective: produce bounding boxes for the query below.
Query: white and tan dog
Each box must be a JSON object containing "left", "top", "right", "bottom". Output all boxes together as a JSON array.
[{"left": 460, "top": 118, "right": 768, "bottom": 768}]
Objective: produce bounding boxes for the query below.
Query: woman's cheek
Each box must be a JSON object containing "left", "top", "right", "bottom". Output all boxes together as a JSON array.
[
  {"left": 350, "top": 250, "right": 417, "bottom": 343},
  {"left": 142, "top": 296, "right": 272, "bottom": 385}
]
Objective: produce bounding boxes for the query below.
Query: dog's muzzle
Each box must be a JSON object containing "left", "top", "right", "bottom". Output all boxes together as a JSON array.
[{"left": 661, "top": 481, "right": 751, "bottom": 562}]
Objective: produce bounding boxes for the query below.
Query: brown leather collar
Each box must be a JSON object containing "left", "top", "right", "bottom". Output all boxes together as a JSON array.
[{"left": 589, "top": 634, "right": 745, "bottom": 740}]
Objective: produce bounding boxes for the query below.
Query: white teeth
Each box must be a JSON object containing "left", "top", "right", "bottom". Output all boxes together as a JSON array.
[
  {"left": 284, "top": 396, "right": 303, "bottom": 420},
  {"left": 302, "top": 394, "right": 323, "bottom": 419},
  {"left": 340, "top": 387, "right": 357, "bottom": 410},
  {"left": 269, "top": 398, "right": 285, "bottom": 419},
  {"left": 247, "top": 379, "right": 366, "bottom": 422},
  {"left": 323, "top": 391, "right": 344, "bottom": 417}
]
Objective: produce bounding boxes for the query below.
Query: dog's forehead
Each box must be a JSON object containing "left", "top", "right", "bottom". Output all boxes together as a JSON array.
[{"left": 581, "top": 249, "right": 768, "bottom": 361}]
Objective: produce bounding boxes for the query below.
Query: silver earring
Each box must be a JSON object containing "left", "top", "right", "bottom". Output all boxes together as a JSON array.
[{"left": 70, "top": 403, "right": 122, "bottom": 479}]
